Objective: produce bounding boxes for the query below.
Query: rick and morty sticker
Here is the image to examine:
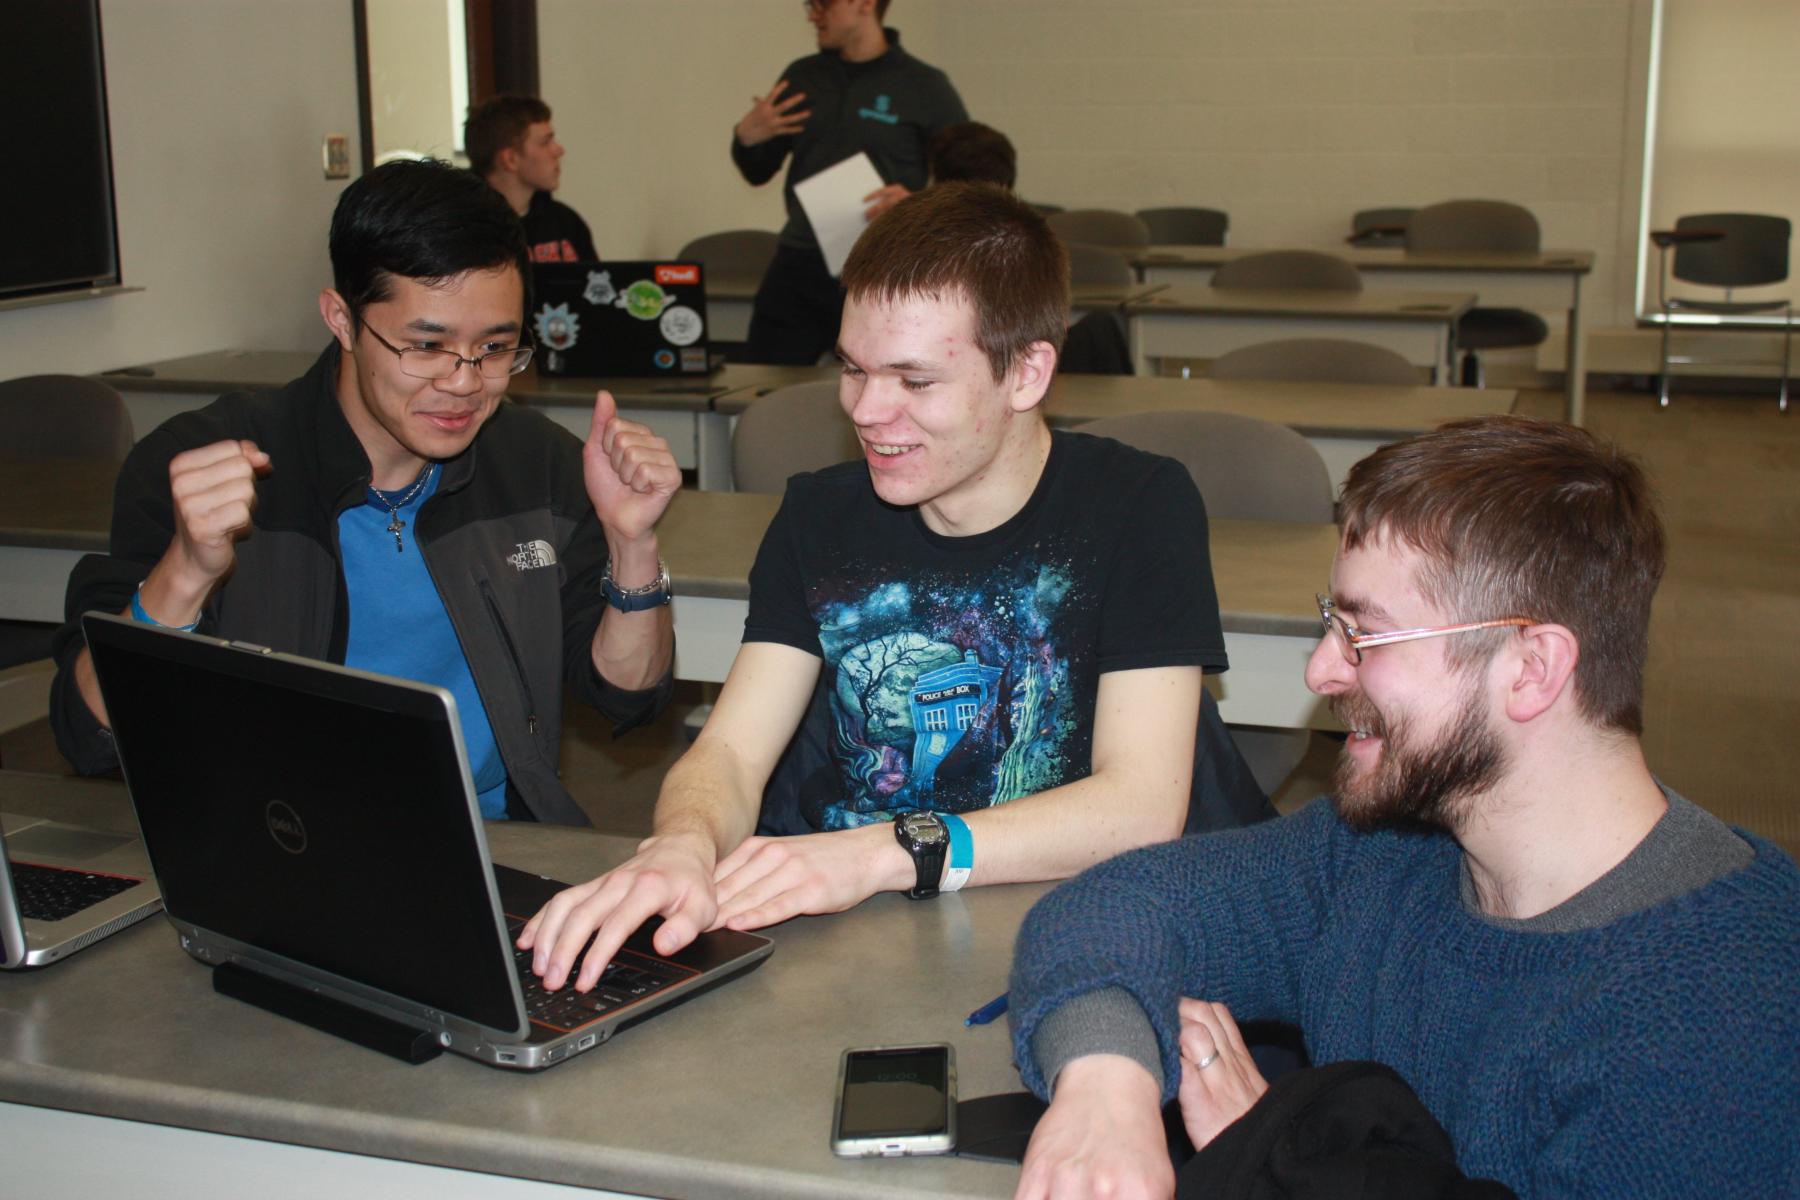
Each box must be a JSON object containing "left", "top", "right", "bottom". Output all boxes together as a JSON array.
[{"left": 532, "top": 262, "right": 708, "bottom": 374}]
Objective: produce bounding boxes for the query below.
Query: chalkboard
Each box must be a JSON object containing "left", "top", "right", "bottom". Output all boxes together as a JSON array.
[{"left": 0, "top": 1, "right": 121, "bottom": 301}]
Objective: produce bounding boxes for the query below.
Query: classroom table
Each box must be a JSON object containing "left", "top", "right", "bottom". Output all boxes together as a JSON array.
[
  {"left": 704, "top": 279, "right": 1157, "bottom": 354},
  {"left": 0, "top": 770, "right": 1031, "bottom": 1199},
  {"left": 711, "top": 367, "right": 1518, "bottom": 492},
  {"left": 95, "top": 351, "right": 787, "bottom": 492},
  {"left": 1122, "top": 285, "right": 1475, "bottom": 383},
  {"left": 0, "top": 461, "right": 1340, "bottom": 730},
  {"left": 1130, "top": 245, "right": 1594, "bottom": 424}
]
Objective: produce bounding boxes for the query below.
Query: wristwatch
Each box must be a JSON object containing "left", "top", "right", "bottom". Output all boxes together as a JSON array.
[
  {"left": 600, "top": 560, "right": 671, "bottom": 613},
  {"left": 894, "top": 811, "right": 949, "bottom": 899}
]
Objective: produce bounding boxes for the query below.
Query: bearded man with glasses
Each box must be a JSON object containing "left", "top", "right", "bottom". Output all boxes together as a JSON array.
[
  {"left": 1006, "top": 415, "right": 1798, "bottom": 1199},
  {"left": 51, "top": 160, "right": 679, "bottom": 827}
]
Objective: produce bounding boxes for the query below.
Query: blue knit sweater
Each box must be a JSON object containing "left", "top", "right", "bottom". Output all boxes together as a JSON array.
[{"left": 1009, "top": 799, "right": 1800, "bottom": 1197}]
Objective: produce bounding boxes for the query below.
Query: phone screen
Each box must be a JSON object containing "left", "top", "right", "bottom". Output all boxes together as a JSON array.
[{"left": 833, "top": 1044, "right": 955, "bottom": 1155}]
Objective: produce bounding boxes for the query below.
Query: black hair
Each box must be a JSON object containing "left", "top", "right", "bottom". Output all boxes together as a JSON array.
[
  {"left": 928, "top": 122, "right": 1017, "bottom": 189},
  {"left": 328, "top": 158, "right": 530, "bottom": 320}
]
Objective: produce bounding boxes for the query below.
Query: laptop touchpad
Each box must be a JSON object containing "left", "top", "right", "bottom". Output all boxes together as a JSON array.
[{"left": 8, "top": 824, "right": 133, "bottom": 862}]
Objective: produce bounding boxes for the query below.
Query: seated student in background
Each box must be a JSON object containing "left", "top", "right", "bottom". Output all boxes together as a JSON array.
[
  {"left": 50, "top": 160, "right": 679, "bottom": 826},
  {"left": 465, "top": 93, "right": 598, "bottom": 263},
  {"left": 927, "top": 120, "right": 1017, "bottom": 189},
  {"left": 521, "top": 183, "right": 1269, "bottom": 991},
  {"left": 1007, "top": 415, "right": 1799, "bottom": 1199}
]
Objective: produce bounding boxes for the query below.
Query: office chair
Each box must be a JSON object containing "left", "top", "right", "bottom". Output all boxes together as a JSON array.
[
  {"left": 1028, "top": 202, "right": 1065, "bottom": 216},
  {"left": 1046, "top": 209, "right": 1152, "bottom": 249},
  {"left": 676, "top": 229, "right": 779, "bottom": 284},
  {"left": 1064, "top": 242, "right": 1136, "bottom": 290},
  {"left": 729, "top": 380, "right": 861, "bottom": 494},
  {"left": 1208, "top": 338, "right": 1420, "bottom": 386},
  {"left": 1212, "top": 251, "right": 1362, "bottom": 292},
  {"left": 1405, "top": 200, "right": 1549, "bottom": 387},
  {"left": 1076, "top": 409, "right": 1334, "bottom": 795},
  {"left": 1135, "top": 207, "right": 1229, "bottom": 246},
  {"left": 1349, "top": 207, "right": 1415, "bottom": 248},
  {"left": 1651, "top": 213, "right": 1792, "bottom": 413},
  {"left": 0, "top": 374, "right": 134, "bottom": 686}
]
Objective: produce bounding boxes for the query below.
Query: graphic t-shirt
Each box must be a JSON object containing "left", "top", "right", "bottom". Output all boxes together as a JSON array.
[{"left": 744, "top": 430, "right": 1228, "bottom": 832}]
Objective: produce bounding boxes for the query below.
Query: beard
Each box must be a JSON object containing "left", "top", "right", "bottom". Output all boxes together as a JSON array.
[{"left": 1329, "top": 680, "right": 1506, "bottom": 835}]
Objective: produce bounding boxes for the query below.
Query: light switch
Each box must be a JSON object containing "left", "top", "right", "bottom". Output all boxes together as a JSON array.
[{"left": 322, "top": 134, "right": 351, "bottom": 180}]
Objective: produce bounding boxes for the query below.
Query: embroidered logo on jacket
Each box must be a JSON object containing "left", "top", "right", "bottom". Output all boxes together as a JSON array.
[
  {"left": 858, "top": 94, "right": 899, "bottom": 124},
  {"left": 508, "top": 540, "right": 558, "bottom": 571}
]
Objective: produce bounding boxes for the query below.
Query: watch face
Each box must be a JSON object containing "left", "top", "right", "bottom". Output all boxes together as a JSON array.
[{"left": 898, "top": 812, "right": 947, "bottom": 847}]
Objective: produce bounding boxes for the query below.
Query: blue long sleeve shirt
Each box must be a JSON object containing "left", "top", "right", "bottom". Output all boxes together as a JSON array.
[{"left": 1009, "top": 798, "right": 1800, "bottom": 1197}]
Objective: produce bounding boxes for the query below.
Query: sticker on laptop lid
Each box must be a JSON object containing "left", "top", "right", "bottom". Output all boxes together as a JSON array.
[{"left": 660, "top": 305, "right": 704, "bottom": 346}]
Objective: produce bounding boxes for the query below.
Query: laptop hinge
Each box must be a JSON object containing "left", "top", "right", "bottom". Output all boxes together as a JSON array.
[{"left": 213, "top": 961, "right": 445, "bottom": 1064}]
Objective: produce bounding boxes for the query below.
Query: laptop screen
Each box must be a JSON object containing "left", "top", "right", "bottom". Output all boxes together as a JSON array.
[{"left": 86, "top": 617, "right": 521, "bottom": 1035}]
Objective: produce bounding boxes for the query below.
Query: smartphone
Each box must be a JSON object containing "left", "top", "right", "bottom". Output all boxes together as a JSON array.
[{"left": 830, "top": 1043, "right": 957, "bottom": 1158}]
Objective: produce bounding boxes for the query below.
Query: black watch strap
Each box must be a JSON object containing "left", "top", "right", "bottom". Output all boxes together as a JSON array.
[{"left": 895, "top": 812, "right": 948, "bottom": 900}]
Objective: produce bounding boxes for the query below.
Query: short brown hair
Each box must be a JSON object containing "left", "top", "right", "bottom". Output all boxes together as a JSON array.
[
  {"left": 1338, "top": 415, "right": 1665, "bottom": 734},
  {"left": 840, "top": 182, "right": 1069, "bottom": 382},
  {"left": 928, "top": 122, "right": 1018, "bottom": 189},
  {"left": 464, "top": 94, "right": 551, "bottom": 178}
]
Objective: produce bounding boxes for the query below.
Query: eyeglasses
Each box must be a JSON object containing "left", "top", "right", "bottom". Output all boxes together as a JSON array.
[
  {"left": 1316, "top": 594, "right": 1535, "bottom": 666},
  {"left": 361, "top": 324, "right": 534, "bottom": 380}
]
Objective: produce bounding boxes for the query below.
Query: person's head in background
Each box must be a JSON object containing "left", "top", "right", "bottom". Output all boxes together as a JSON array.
[
  {"left": 465, "top": 94, "right": 562, "bottom": 216},
  {"left": 835, "top": 182, "right": 1068, "bottom": 531},
  {"left": 807, "top": 0, "right": 889, "bottom": 59},
  {"left": 927, "top": 121, "right": 1017, "bottom": 190}
]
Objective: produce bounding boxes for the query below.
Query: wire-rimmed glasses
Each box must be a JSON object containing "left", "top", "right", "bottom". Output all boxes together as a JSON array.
[
  {"left": 1316, "top": 594, "right": 1535, "bottom": 666},
  {"left": 363, "top": 324, "right": 533, "bottom": 380}
]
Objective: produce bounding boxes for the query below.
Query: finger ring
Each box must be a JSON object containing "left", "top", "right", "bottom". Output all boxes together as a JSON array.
[{"left": 1195, "top": 1049, "right": 1220, "bottom": 1070}]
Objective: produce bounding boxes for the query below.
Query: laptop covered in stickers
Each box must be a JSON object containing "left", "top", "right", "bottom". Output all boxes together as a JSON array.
[{"left": 530, "top": 260, "right": 711, "bottom": 377}]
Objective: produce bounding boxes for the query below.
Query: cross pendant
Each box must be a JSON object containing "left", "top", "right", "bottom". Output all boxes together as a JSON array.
[{"left": 388, "top": 515, "right": 406, "bottom": 553}]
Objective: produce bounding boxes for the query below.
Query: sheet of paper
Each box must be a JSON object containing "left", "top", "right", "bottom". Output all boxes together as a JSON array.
[{"left": 793, "top": 152, "right": 886, "bottom": 277}]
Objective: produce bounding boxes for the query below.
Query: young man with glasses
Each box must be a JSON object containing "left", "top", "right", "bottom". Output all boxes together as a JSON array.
[
  {"left": 731, "top": 0, "right": 966, "bottom": 364},
  {"left": 1006, "top": 415, "right": 1797, "bottom": 1198},
  {"left": 50, "top": 160, "right": 678, "bottom": 826}
]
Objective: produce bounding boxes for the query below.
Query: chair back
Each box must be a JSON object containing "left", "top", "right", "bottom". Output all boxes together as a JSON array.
[
  {"left": 676, "top": 229, "right": 779, "bottom": 282},
  {"left": 1047, "top": 208, "right": 1151, "bottom": 249},
  {"left": 1405, "top": 200, "right": 1539, "bottom": 253},
  {"left": 1350, "top": 207, "right": 1415, "bottom": 246},
  {"left": 1212, "top": 251, "right": 1362, "bottom": 292},
  {"left": 1076, "top": 410, "right": 1333, "bottom": 524},
  {"left": 730, "top": 381, "right": 862, "bottom": 494},
  {"left": 0, "top": 375, "right": 134, "bottom": 459},
  {"left": 1208, "top": 338, "right": 1418, "bottom": 386},
  {"left": 1065, "top": 242, "right": 1136, "bottom": 289},
  {"left": 1028, "top": 201, "right": 1064, "bottom": 216},
  {"left": 1135, "top": 207, "right": 1229, "bottom": 246},
  {"left": 1673, "top": 213, "right": 1791, "bottom": 289}
]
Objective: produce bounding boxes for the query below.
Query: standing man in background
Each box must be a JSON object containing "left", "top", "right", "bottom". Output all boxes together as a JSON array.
[
  {"left": 466, "top": 94, "right": 599, "bottom": 264},
  {"left": 731, "top": 0, "right": 966, "bottom": 364}
]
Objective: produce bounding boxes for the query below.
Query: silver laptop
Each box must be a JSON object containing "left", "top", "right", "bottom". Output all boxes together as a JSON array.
[
  {"left": 81, "top": 613, "right": 772, "bottom": 1070},
  {"left": 0, "top": 804, "right": 161, "bottom": 969}
]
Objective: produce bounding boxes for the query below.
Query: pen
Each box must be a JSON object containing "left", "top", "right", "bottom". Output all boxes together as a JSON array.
[{"left": 964, "top": 993, "right": 1008, "bottom": 1026}]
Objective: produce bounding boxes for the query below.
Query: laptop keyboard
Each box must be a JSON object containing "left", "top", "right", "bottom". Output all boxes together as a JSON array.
[
  {"left": 11, "top": 861, "right": 141, "bottom": 922},
  {"left": 506, "top": 918, "right": 692, "bottom": 1033}
]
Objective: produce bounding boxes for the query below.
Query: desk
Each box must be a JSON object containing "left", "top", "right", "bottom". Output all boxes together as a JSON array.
[
  {"left": 1132, "top": 246, "right": 1594, "bottom": 424},
  {"left": 0, "top": 771, "right": 1029, "bottom": 1199},
  {"left": 0, "top": 463, "right": 1337, "bottom": 729},
  {"left": 712, "top": 370, "right": 1517, "bottom": 492},
  {"left": 95, "top": 352, "right": 796, "bottom": 492},
  {"left": 700, "top": 280, "right": 1151, "bottom": 365},
  {"left": 1123, "top": 285, "right": 1475, "bottom": 383}
]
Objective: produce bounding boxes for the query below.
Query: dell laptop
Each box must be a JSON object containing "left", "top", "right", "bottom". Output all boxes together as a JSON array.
[
  {"left": 0, "top": 803, "right": 161, "bottom": 969},
  {"left": 82, "top": 613, "right": 772, "bottom": 1070},
  {"left": 531, "top": 260, "right": 710, "bottom": 377}
]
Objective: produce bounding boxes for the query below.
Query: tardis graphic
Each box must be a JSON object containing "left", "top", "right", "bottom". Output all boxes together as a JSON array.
[{"left": 907, "top": 649, "right": 1003, "bottom": 794}]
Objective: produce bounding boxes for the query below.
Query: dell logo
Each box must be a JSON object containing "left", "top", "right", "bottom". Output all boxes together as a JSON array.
[{"left": 265, "top": 801, "right": 308, "bottom": 854}]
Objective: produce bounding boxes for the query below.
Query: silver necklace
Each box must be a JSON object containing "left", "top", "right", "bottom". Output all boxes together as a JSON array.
[{"left": 367, "top": 464, "right": 435, "bottom": 554}]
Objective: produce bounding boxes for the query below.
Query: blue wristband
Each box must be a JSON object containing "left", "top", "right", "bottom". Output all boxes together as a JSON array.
[
  {"left": 130, "top": 588, "right": 199, "bottom": 633},
  {"left": 939, "top": 811, "right": 972, "bottom": 892}
]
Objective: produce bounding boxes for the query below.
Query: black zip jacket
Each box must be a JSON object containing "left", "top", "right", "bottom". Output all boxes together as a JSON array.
[
  {"left": 730, "top": 27, "right": 966, "bottom": 252},
  {"left": 49, "top": 344, "right": 673, "bottom": 825}
]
